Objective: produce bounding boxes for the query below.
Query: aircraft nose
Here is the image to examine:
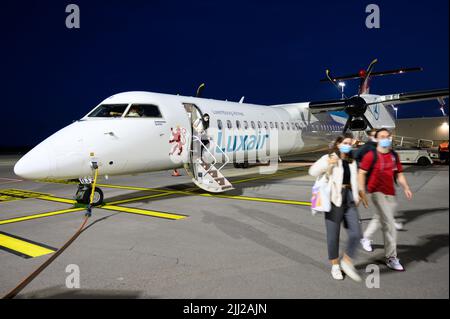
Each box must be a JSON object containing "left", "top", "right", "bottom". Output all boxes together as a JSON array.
[{"left": 14, "top": 146, "right": 52, "bottom": 179}]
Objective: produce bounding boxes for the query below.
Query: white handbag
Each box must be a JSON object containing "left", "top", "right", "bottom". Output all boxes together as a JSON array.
[{"left": 311, "top": 173, "right": 331, "bottom": 215}]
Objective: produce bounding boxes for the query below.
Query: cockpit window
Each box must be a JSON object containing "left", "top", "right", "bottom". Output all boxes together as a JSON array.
[
  {"left": 88, "top": 104, "right": 129, "bottom": 118},
  {"left": 125, "top": 104, "right": 162, "bottom": 118}
]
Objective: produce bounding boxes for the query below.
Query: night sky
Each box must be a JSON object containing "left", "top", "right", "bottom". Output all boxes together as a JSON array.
[{"left": 1, "top": 0, "right": 448, "bottom": 148}]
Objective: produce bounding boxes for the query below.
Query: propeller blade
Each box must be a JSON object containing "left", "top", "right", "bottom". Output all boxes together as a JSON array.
[
  {"left": 342, "top": 116, "right": 353, "bottom": 133},
  {"left": 359, "top": 59, "right": 378, "bottom": 96},
  {"left": 365, "top": 58, "right": 378, "bottom": 76},
  {"left": 196, "top": 83, "right": 206, "bottom": 97},
  {"left": 362, "top": 114, "right": 373, "bottom": 129}
]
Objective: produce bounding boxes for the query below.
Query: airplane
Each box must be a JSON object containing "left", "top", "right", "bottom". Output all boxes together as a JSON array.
[{"left": 13, "top": 60, "right": 449, "bottom": 204}]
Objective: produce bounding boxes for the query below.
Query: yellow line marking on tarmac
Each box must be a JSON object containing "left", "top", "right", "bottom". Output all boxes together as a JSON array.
[
  {"left": 0, "top": 166, "right": 307, "bottom": 224},
  {"left": 0, "top": 188, "right": 53, "bottom": 203},
  {"left": 0, "top": 232, "right": 56, "bottom": 258},
  {"left": 0, "top": 208, "right": 85, "bottom": 225},
  {"left": 101, "top": 205, "right": 187, "bottom": 220},
  {"left": 37, "top": 195, "right": 76, "bottom": 204}
]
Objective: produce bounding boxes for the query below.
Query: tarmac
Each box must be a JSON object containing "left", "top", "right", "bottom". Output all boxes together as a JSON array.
[{"left": 0, "top": 155, "right": 448, "bottom": 298}]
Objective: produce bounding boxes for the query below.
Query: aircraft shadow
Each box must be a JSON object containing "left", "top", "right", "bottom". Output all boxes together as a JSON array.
[{"left": 102, "top": 166, "right": 310, "bottom": 205}]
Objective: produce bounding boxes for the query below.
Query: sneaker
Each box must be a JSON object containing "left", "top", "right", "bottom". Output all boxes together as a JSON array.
[
  {"left": 340, "top": 260, "right": 362, "bottom": 282},
  {"left": 394, "top": 221, "right": 403, "bottom": 230},
  {"left": 331, "top": 264, "right": 343, "bottom": 280},
  {"left": 360, "top": 238, "right": 373, "bottom": 252},
  {"left": 386, "top": 257, "right": 405, "bottom": 271}
]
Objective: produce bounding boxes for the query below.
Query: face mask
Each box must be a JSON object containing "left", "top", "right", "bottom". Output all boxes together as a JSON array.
[
  {"left": 379, "top": 138, "right": 392, "bottom": 148},
  {"left": 339, "top": 144, "right": 353, "bottom": 154}
]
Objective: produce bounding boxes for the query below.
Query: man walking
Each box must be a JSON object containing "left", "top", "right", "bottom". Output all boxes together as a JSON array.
[{"left": 358, "top": 128, "right": 413, "bottom": 271}]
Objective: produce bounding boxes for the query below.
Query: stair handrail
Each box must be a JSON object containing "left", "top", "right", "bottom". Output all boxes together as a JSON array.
[
  {"left": 192, "top": 135, "right": 217, "bottom": 175},
  {"left": 212, "top": 140, "right": 230, "bottom": 172}
]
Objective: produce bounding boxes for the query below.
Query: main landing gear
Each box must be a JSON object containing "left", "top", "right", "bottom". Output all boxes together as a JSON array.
[{"left": 233, "top": 162, "right": 249, "bottom": 169}]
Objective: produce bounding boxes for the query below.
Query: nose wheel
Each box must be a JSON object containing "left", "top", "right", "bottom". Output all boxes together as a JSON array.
[{"left": 75, "top": 184, "right": 104, "bottom": 206}]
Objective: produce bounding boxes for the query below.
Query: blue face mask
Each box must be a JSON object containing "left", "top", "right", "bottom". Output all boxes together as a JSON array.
[
  {"left": 379, "top": 138, "right": 392, "bottom": 148},
  {"left": 339, "top": 144, "right": 353, "bottom": 154}
]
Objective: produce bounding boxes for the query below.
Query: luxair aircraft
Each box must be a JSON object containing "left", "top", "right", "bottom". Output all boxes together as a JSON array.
[{"left": 14, "top": 60, "right": 449, "bottom": 204}]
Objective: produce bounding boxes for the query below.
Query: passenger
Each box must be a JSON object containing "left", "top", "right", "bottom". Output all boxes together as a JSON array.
[
  {"left": 193, "top": 113, "right": 210, "bottom": 161},
  {"left": 309, "top": 133, "right": 363, "bottom": 282},
  {"left": 355, "top": 129, "right": 403, "bottom": 236},
  {"left": 353, "top": 129, "right": 377, "bottom": 163},
  {"left": 358, "top": 128, "right": 413, "bottom": 271}
]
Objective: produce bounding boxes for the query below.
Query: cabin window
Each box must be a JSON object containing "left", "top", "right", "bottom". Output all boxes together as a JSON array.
[
  {"left": 88, "top": 104, "right": 129, "bottom": 118},
  {"left": 264, "top": 121, "right": 268, "bottom": 129},
  {"left": 270, "top": 122, "right": 274, "bottom": 129},
  {"left": 125, "top": 104, "right": 162, "bottom": 118},
  {"left": 251, "top": 121, "right": 256, "bottom": 129},
  {"left": 275, "top": 122, "right": 279, "bottom": 129},
  {"left": 236, "top": 120, "right": 241, "bottom": 130},
  {"left": 217, "top": 120, "right": 223, "bottom": 130},
  {"left": 257, "top": 121, "right": 262, "bottom": 129},
  {"left": 227, "top": 120, "right": 232, "bottom": 129},
  {"left": 243, "top": 121, "right": 249, "bottom": 129},
  {"left": 295, "top": 123, "right": 301, "bottom": 130},
  {"left": 280, "top": 122, "right": 285, "bottom": 130},
  {"left": 286, "top": 122, "right": 290, "bottom": 130}
]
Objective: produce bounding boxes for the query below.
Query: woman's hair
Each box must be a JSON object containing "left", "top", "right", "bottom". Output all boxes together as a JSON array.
[
  {"left": 202, "top": 113, "right": 210, "bottom": 130},
  {"left": 329, "top": 133, "right": 354, "bottom": 162}
]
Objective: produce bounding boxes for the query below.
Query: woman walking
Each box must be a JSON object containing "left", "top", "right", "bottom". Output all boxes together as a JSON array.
[{"left": 309, "top": 134, "right": 364, "bottom": 281}]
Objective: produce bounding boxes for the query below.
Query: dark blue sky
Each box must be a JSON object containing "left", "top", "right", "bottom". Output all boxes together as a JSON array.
[{"left": 1, "top": 0, "right": 448, "bottom": 147}]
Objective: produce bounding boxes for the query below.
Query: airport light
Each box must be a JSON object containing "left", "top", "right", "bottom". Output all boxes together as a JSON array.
[
  {"left": 338, "top": 82, "right": 346, "bottom": 99},
  {"left": 393, "top": 106, "right": 398, "bottom": 119},
  {"left": 440, "top": 121, "right": 449, "bottom": 134}
]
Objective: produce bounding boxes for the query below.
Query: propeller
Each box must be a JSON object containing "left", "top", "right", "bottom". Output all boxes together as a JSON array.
[
  {"left": 323, "top": 60, "right": 378, "bottom": 133},
  {"left": 315, "top": 59, "right": 448, "bottom": 133}
]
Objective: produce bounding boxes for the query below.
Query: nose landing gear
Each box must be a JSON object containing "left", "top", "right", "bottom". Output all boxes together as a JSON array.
[
  {"left": 75, "top": 184, "right": 104, "bottom": 206},
  {"left": 75, "top": 162, "right": 103, "bottom": 206}
]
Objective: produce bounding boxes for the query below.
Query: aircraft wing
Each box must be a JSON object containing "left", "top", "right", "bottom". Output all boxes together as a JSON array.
[
  {"left": 308, "top": 88, "right": 449, "bottom": 114},
  {"left": 368, "top": 88, "right": 449, "bottom": 107},
  {"left": 308, "top": 88, "right": 448, "bottom": 131}
]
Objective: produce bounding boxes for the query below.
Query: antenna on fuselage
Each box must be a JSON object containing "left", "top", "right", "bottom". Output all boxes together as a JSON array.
[{"left": 239, "top": 96, "right": 245, "bottom": 103}]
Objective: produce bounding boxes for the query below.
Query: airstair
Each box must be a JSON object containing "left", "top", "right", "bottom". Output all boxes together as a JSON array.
[{"left": 190, "top": 136, "right": 233, "bottom": 193}]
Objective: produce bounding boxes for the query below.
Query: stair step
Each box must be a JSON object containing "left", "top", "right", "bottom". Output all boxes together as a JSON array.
[
  {"left": 214, "top": 177, "right": 225, "bottom": 185},
  {"left": 209, "top": 170, "right": 218, "bottom": 178},
  {"left": 201, "top": 163, "right": 211, "bottom": 170}
]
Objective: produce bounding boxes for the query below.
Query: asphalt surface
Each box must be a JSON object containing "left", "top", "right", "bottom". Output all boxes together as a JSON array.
[{"left": 0, "top": 155, "right": 448, "bottom": 298}]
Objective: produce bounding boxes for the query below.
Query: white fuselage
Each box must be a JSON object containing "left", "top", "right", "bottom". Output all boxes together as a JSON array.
[{"left": 14, "top": 91, "right": 363, "bottom": 180}]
